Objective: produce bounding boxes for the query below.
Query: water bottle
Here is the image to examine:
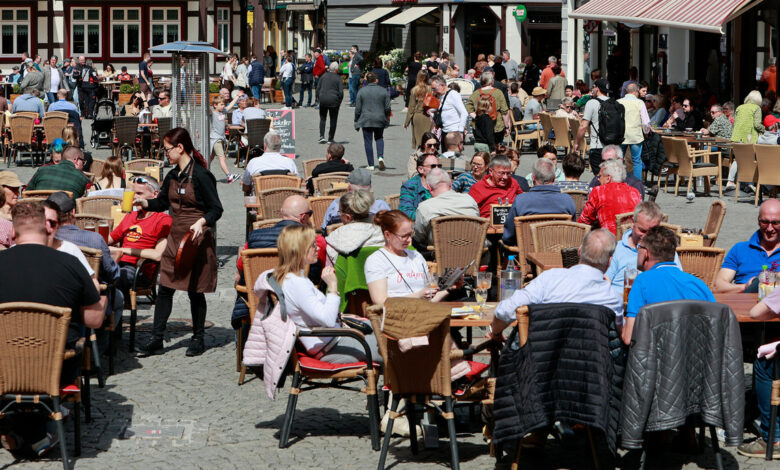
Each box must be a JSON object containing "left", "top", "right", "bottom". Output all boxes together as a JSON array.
[{"left": 499, "top": 256, "right": 521, "bottom": 301}]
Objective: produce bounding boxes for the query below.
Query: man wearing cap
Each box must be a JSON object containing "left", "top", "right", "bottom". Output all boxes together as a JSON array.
[
  {"left": 26, "top": 146, "right": 90, "bottom": 199},
  {"left": 321, "top": 168, "right": 391, "bottom": 231},
  {"left": 0, "top": 171, "right": 22, "bottom": 221},
  {"left": 574, "top": 78, "right": 611, "bottom": 174},
  {"left": 757, "top": 115, "right": 780, "bottom": 145},
  {"left": 306, "top": 142, "right": 354, "bottom": 195},
  {"left": 240, "top": 131, "right": 299, "bottom": 195}
]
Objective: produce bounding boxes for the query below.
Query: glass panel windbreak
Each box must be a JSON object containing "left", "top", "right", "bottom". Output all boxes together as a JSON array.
[{"left": 173, "top": 53, "right": 208, "bottom": 162}]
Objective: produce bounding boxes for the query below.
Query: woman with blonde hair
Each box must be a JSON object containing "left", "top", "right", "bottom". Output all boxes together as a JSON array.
[
  {"left": 404, "top": 72, "right": 434, "bottom": 148},
  {"left": 726, "top": 90, "right": 766, "bottom": 190},
  {"left": 62, "top": 127, "right": 79, "bottom": 148},
  {"left": 96, "top": 155, "right": 125, "bottom": 189},
  {"left": 273, "top": 224, "right": 381, "bottom": 364}
]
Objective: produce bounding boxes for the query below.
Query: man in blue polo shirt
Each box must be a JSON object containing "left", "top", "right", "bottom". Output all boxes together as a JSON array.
[
  {"left": 622, "top": 226, "right": 715, "bottom": 344},
  {"left": 502, "top": 158, "right": 575, "bottom": 244},
  {"left": 606, "top": 201, "right": 681, "bottom": 295},
  {"left": 716, "top": 199, "right": 780, "bottom": 293}
]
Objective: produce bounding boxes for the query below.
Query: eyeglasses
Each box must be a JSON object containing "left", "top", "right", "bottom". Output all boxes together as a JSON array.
[
  {"left": 636, "top": 243, "right": 646, "bottom": 251},
  {"left": 391, "top": 231, "right": 413, "bottom": 240},
  {"left": 491, "top": 170, "right": 512, "bottom": 177},
  {"left": 163, "top": 145, "right": 176, "bottom": 155},
  {"left": 759, "top": 219, "right": 780, "bottom": 227},
  {"left": 424, "top": 164, "right": 442, "bottom": 169}
]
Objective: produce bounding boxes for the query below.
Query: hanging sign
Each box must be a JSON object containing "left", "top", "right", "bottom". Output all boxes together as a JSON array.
[{"left": 513, "top": 5, "right": 527, "bottom": 22}]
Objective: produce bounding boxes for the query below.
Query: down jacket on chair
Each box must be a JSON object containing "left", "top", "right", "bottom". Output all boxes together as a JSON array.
[{"left": 620, "top": 300, "right": 744, "bottom": 449}]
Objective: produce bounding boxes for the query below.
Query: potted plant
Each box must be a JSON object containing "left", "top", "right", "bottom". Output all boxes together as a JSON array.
[
  {"left": 118, "top": 83, "right": 134, "bottom": 106},
  {"left": 9, "top": 84, "right": 20, "bottom": 103},
  {"left": 208, "top": 81, "right": 221, "bottom": 104}
]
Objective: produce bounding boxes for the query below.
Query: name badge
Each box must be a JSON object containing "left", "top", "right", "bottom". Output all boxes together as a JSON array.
[{"left": 179, "top": 188, "right": 186, "bottom": 195}]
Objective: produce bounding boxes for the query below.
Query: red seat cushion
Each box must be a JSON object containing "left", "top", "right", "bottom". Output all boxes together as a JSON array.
[
  {"left": 297, "top": 351, "right": 378, "bottom": 372},
  {"left": 465, "top": 360, "right": 489, "bottom": 380},
  {"left": 61, "top": 383, "right": 80, "bottom": 394}
]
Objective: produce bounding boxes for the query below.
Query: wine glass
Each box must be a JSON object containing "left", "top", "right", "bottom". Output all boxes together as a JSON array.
[
  {"left": 426, "top": 272, "right": 439, "bottom": 299},
  {"left": 475, "top": 272, "right": 492, "bottom": 312}
]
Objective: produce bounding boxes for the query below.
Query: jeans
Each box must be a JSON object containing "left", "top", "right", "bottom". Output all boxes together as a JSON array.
[
  {"left": 362, "top": 127, "right": 384, "bottom": 167},
  {"left": 319, "top": 106, "right": 339, "bottom": 141},
  {"left": 282, "top": 77, "right": 294, "bottom": 108},
  {"left": 46, "top": 92, "right": 56, "bottom": 105},
  {"left": 754, "top": 357, "right": 780, "bottom": 443},
  {"left": 319, "top": 333, "right": 383, "bottom": 365},
  {"left": 299, "top": 81, "right": 312, "bottom": 106},
  {"left": 152, "top": 285, "right": 207, "bottom": 339},
  {"left": 71, "top": 86, "right": 79, "bottom": 106},
  {"left": 313, "top": 77, "right": 320, "bottom": 104},
  {"left": 349, "top": 75, "right": 360, "bottom": 104},
  {"left": 622, "top": 143, "right": 644, "bottom": 179},
  {"left": 250, "top": 84, "right": 262, "bottom": 101},
  {"left": 588, "top": 148, "right": 603, "bottom": 175}
]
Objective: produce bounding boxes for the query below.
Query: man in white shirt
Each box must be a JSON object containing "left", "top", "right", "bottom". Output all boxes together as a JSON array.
[
  {"left": 413, "top": 168, "right": 478, "bottom": 247},
  {"left": 430, "top": 75, "right": 468, "bottom": 134},
  {"left": 489, "top": 229, "right": 623, "bottom": 339},
  {"left": 241, "top": 131, "right": 299, "bottom": 195}
]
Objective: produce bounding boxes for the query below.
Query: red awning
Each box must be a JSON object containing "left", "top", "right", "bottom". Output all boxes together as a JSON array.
[{"left": 569, "top": 0, "right": 653, "bottom": 25}]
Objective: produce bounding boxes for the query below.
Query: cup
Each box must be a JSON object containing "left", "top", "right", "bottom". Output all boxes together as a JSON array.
[
  {"left": 97, "top": 221, "right": 110, "bottom": 243},
  {"left": 84, "top": 223, "right": 96, "bottom": 232},
  {"left": 623, "top": 268, "right": 639, "bottom": 303},
  {"left": 122, "top": 189, "right": 135, "bottom": 212}
]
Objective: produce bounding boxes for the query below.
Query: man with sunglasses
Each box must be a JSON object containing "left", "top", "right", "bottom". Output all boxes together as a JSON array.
[
  {"left": 716, "top": 199, "right": 780, "bottom": 293},
  {"left": 151, "top": 90, "right": 172, "bottom": 119},
  {"left": 26, "top": 146, "right": 90, "bottom": 199},
  {"left": 399, "top": 153, "right": 440, "bottom": 220},
  {"left": 468, "top": 155, "right": 523, "bottom": 218},
  {"left": 664, "top": 98, "right": 702, "bottom": 131}
]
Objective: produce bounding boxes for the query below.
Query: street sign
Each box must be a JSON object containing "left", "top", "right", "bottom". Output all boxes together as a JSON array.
[
  {"left": 513, "top": 4, "right": 527, "bottom": 22},
  {"left": 584, "top": 20, "right": 598, "bottom": 34}
]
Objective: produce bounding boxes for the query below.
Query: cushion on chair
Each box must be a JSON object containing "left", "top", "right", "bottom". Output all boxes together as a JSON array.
[
  {"left": 61, "top": 383, "right": 80, "bottom": 394},
  {"left": 464, "top": 360, "right": 489, "bottom": 380},
  {"left": 691, "top": 162, "right": 716, "bottom": 168},
  {"left": 296, "top": 351, "right": 378, "bottom": 372}
]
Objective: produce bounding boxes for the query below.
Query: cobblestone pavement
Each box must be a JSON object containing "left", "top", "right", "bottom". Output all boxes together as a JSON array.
[{"left": 0, "top": 96, "right": 775, "bottom": 469}]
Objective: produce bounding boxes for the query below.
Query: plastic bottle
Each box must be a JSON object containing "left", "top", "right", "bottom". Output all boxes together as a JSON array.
[
  {"left": 500, "top": 256, "right": 521, "bottom": 301},
  {"left": 759, "top": 265, "right": 770, "bottom": 300}
]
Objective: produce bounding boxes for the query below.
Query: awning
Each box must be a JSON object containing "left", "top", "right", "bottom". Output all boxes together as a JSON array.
[
  {"left": 569, "top": 0, "right": 761, "bottom": 34},
  {"left": 347, "top": 7, "right": 399, "bottom": 25},
  {"left": 285, "top": 3, "right": 316, "bottom": 11},
  {"left": 381, "top": 6, "right": 437, "bottom": 26}
]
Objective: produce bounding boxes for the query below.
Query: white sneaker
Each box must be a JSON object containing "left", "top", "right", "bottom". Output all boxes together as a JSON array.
[
  {"left": 377, "top": 158, "right": 386, "bottom": 171},
  {"left": 366, "top": 165, "right": 375, "bottom": 171}
]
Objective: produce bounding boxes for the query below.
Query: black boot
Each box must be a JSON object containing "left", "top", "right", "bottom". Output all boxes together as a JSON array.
[
  {"left": 138, "top": 336, "right": 164, "bottom": 355},
  {"left": 185, "top": 336, "right": 205, "bottom": 357}
]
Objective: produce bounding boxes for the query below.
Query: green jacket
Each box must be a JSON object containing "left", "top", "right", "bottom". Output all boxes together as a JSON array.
[
  {"left": 335, "top": 246, "right": 382, "bottom": 312},
  {"left": 731, "top": 103, "right": 764, "bottom": 143}
]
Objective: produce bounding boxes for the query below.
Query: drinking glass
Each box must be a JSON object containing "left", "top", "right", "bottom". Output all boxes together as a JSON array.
[
  {"left": 425, "top": 272, "right": 439, "bottom": 299},
  {"left": 477, "top": 272, "right": 493, "bottom": 291},
  {"left": 122, "top": 189, "right": 135, "bottom": 212},
  {"left": 84, "top": 223, "right": 96, "bottom": 232},
  {"left": 97, "top": 221, "right": 110, "bottom": 243},
  {"left": 475, "top": 288, "right": 488, "bottom": 312},
  {"left": 623, "top": 268, "right": 639, "bottom": 304}
]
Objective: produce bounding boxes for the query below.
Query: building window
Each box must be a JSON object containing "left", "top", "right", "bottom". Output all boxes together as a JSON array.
[
  {"left": 0, "top": 9, "right": 30, "bottom": 57},
  {"left": 217, "top": 7, "right": 230, "bottom": 53},
  {"left": 71, "top": 8, "right": 101, "bottom": 56},
  {"left": 111, "top": 8, "right": 141, "bottom": 56},
  {"left": 151, "top": 8, "right": 180, "bottom": 49}
]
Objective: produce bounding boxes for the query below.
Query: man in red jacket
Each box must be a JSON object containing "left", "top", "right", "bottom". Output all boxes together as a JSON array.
[
  {"left": 312, "top": 49, "right": 326, "bottom": 107},
  {"left": 578, "top": 159, "right": 641, "bottom": 235},
  {"left": 468, "top": 155, "right": 523, "bottom": 218}
]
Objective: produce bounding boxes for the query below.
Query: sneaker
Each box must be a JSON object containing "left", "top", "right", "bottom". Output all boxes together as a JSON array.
[
  {"left": 377, "top": 157, "right": 386, "bottom": 171},
  {"left": 365, "top": 166, "right": 375, "bottom": 171},
  {"left": 724, "top": 182, "right": 737, "bottom": 191},
  {"left": 138, "top": 336, "right": 164, "bottom": 355},
  {"left": 32, "top": 432, "right": 59, "bottom": 457},
  {"left": 185, "top": 336, "right": 205, "bottom": 357},
  {"left": 318, "top": 137, "right": 327, "bottom": 144},
  {"left": 226, "top": 174, "right": 239, "bottom": 184},
  {"left": 737, "top": 438, "right": 779, "bottom": 458}
]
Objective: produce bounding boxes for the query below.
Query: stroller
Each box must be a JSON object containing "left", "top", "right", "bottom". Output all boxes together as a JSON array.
[{"left": 90, "top": 99, "right": 116, "bottom": 149}]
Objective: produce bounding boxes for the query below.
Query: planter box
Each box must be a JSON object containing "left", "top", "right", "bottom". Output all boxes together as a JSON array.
[
  {"left": 209, "top": 92, "right": 220, "bottom": 104},
  {"left": 274, "top": 90, "right": 284, "bottom": 102},
  {"left": 117, "top": 93, "right": 133, "bottom": 106}
]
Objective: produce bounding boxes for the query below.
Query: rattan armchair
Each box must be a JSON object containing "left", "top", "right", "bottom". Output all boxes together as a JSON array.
[
  {"left": 538, "top": 112, "right": 554, "bottom": 146},
  {"left": 242, "top": 118, "right": 272, "bottom": 165},
  {"left": 113, "top": 116, "right": 141, "bottom": 161},
  {"left": 323, "top": 187, "right": 348, "bottom": 197},
  {"left": 676, "top": 247, "right": 725, "bottom": 288},
  {"left": 730, "top": 143, "right": 757, "bottom": 203},
  {"left": 0, "top": 302, "right": 77, "bottom": 469},
  {"left": 754, "top": 144, "right": 780, "bottom": 206},
  {"left": 384, "top": 193, "right": 400, "bottom": 210},
  {"left": 126, "top": 258, "right": 160, "bottom": 353},
  {"left": 530, "top": 221, "right": 591, "bottom": 254},
  {"left": 255, "top": 187, "right": 306, "bottom": 220},
  {"left": 252, "top": 174, "right": 302, "bottom": 194},
  {"left": 661, "top": 136, "right": 680, "bottom": 192},
  {"left": 89, "top": 158, "right": 106, "bottom": 178},
  {"left": 509, "top": 111, "right": 541, "bottom": 150},
  {"left": 431, "top": 215, "right": 489, "bottom": 277},
  {"left": 302, "top": 158, "right": 327, "bottom": 179},
  {"left": 550, "top": 116, "right": 572, "bottom": 153},
  {"left": 309, "top": 196, "right": 337, "bottom": 232},
  {"left": 501, "top": 214, "right": 572, "bottom": 282},
  {"left": 312, "top": 172, "right": 350, "bottom": 194},
  {"left": 6, "top": 114, "right": 36, "bottom": 167},
  {"left": 702, "top": 200, "right": 726, "bottom": 247},
  {"left": 152, "top": 117, "right": 172, "bottom": 161},
  {"left": 43, "top": 112, "right": 68, "bottom": 150},
  {"left": 76, "top": 196, "right": 122, "bottom": 218},
  {"left": 563, "top": 190, "right": 588, "bottom": 218},
  {"left": 252, "top": 218, "right": 282, "bottom": 231},
  {"left": 22, "top": 189, "right": 74, "bottom": 199},
  {"left": 74, "top": 214, "right": 114, "bottom": 232},
  {"left": 669, "top": 137, "right": 720, "bottom": 196},
  {"left": 125, "top": 158, "right": 163, "bottom": 173}
]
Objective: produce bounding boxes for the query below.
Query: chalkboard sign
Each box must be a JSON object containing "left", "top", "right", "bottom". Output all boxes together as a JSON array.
[
  {"left": 265, "top": 109, "right": 296, "bottom": 158},
  {"left": 491, "top": 204, "right": 512, "bottom": 227}
]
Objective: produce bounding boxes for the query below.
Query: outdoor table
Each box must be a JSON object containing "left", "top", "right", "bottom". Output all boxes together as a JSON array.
[
  {"left": 446, "top": 302, "right": 501, "bottom": 372},
  {"left": 526, "top": 251, "right": 563, "bottom": 275},
  {"left": 102, "top": 80, "right": 120, "bottom": 95}
]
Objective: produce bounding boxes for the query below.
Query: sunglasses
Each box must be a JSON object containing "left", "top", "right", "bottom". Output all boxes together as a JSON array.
[
  {"left": 300, "top": 210, "right": 314, "bottom": 217},
  {"left": 759, "top": 219, "right": 780, "bottom": 227},
  {"left": 424, "top": 164, "right": 443, "bottom": 169},
  {"left": 425, "top": 143, "right": 439, "bottom": 148}
]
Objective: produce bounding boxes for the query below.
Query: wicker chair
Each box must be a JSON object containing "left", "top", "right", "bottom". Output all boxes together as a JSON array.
[
  {"left": 431, "top": 215, "right": 489, "bottom": 277},
  {"left": 77, "top": 245, "right": 112, "bottom": 386},
  {"left": 660, "top": 222, "right": 683, "bottom": 235},
  {"left": 6, "top": 114, "right": 36, "bottom": 166},
  {"left": 323, "top": 186, "right": 348, "bottom": 197},
  {"left": 615, "top": 211, "right": 635, "bottom": 230},
  {"left": 676, "top": 247, "right": 725, "bottom": 288},
  {"left": 23, "top": 189, "right": 74, "bottom": 199},
  {"left": 325, "top": 222, "right": 343, "bottom": 235},
  {"left": 236, "top": 248, "right": 280, "bottom": 385},
  {"left": 255, "top": 188, "right": 306, "bottom": 220},
  {"left": 702, "top": 200, "right": 726, "bottom": 247},
  {"left": 126, "top": 158, "right": 163, "bottom": 172},
  {"left": 127, "top": 258, "right": 160, "bottom": 353},
  {"left": 509, "top": 111, "right": 541, "bottom": 150},
  {"left": 74, "top": 214, "right": 114, "bottom": 231},
  {"left": 43, "top": 112, "right": 68, "bottom": 149},
  {"left": 242, "top": 118, "right": 272, "bottom": 165},
  {"left": 75, "top": 196, "right": 122, "bottom": 217},
  {"left": 530, "top": 221, "right": 591, "bottom": 255},
  {"left": 502, "top": 214, "right": 572, "bottom": 282},
  {"left": 563, "top": 190, "right": 588, "bottom": 218},
  {"left": 668, "top": 138, "right": 719, "bottom": 197},
  {"left": 303, "top": 158, "right": 327, "bottom": 179},
  {"left": 309, "top": 196, "right": 337, "bottom": 232},
  {"left": 731, "top": 143, "right": 757, "bottom": 203},
  {"left": 754, "top": 144, "right": 780, "bottom": 206},
  {"left": 252, "top": 174, "right": 302, "bottom": 194},
  {"left": 661, "top": 136, "right": 681, "bottom": 193},
  {"left": 313, "top": 172, "right": 350, "bottom": 194},
  {"left": 89, "top": 158, "right": 106, "bottom": 178},
  {"left": 153, "top": 117, "right": 172, "bottom": 160},
  {"left": 385, "top": 193, "right": 401, "bottom": 210},
  {"left": 113, "top": 116, "right": 140, "bottom": 161},
  {"left": 538, "top": 113, "right": 554, "bottom": 146},
  {"left": 252, "top": 218, "right": 283, "bottom": 231},
  {"left": 0, "top": 302, "right": 78, "bottom": 469},
  {"left": 549, "top": 116, "right": 572, "bottom": 153}
]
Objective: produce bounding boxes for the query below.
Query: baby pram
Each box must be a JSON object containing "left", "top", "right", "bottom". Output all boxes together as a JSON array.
[{"left": 90, "top": 99, "right": 116, "bottom": 149}]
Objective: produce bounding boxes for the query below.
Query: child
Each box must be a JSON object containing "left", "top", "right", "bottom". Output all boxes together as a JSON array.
[
  {"left": 473, "top": 97, "right": 496, "bottom": 153},
  {"left": 116, "top": 66, "right": 132, "bottom": 81},
  {"left": 209, "top": 93, "right": 242, "bottom": 183}
]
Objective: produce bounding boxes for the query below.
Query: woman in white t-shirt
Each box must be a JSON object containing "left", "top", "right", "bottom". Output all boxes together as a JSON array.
[
  {"left": 365, "top": 210, "right": 449, "bottom": 305},
  {"left": 273, "top": 225, "right": 381, "bottom": 364}
]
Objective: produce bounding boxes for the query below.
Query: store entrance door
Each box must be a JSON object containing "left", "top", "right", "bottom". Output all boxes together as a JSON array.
[{"left": 463, "top": 5, "right": 498, "bottom": 65}]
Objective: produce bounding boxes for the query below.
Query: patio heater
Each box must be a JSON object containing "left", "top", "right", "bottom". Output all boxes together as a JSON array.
[{"left": 149, "top": 41, "right": 227, "bottom": 165}]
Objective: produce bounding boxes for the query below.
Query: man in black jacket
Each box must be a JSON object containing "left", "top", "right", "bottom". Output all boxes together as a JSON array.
[
  {"left": 306, "top": 143, "right": 354, "bottom": 195},
  {"left": 316, "top": 62, "right": 344, "bottom": 144}
]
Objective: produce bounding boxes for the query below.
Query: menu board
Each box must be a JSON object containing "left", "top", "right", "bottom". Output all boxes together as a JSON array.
[
  {"left": 491, "top": 204, "right": 512, "bottom": 228},
  {"left": 266, "top": 109, "right": 296, "bottom": 158}
]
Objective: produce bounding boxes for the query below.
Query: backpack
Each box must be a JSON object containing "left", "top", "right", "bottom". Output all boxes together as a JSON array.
[
  {"left": 479, "top": 90, "right": 498, "bottom": 121},
  {"left": 593, "top": 97, "right": 625, "bottom": 145}
]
